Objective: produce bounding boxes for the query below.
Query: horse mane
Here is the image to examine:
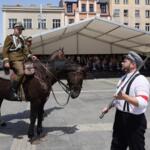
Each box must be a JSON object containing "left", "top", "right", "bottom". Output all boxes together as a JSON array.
[
  {"left": 32, "top": 49, "right": 65, "bottom": 82},
  {"left": 32, "top": 49, "right": 85, "bottom": 84},
  {"left": 33, "top": 60, "right": 49, "bottom": 81}
]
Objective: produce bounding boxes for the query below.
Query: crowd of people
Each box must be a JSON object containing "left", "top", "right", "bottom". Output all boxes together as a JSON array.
[
  {"left": 66, "top": 54, "right": 123, "bottom": 72},
  {"left": 37, "top": 54, "right": 150, "bottom": 77}
]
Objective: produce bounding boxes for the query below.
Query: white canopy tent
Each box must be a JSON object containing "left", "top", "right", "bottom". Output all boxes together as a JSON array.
[
  {"left": 31, "top": 17, "right": 150, "bottom": 56},
  {"left": 1, "top": 17, "right": 150, "bottom": 56}
]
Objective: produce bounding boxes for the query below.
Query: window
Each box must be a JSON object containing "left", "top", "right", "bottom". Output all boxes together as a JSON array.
[
  {"left": 123, "top": 0, "right": 128, "bottom": 4},
  {"left": 89, "top": 4, "right": 94, "bottom": 12},
  {"left": 101, "top": 3, "right": 107, "bottom": 13},
  {"left": 145, "top": 10, "right": 150, "bottom": 18},
  {"left": 145, "top": 23, "right": 150, "bottom": 31},
  {"left": 8, "top": 18, "right": 17, "bottom": 29},
  {"left": 115, "top": 0, "right": 120, "bottom": 4},
  {"left": 69, "top": 19, "right": 74, "bottom": 24},
  {"left": 145, "top": 0, "right": 150, "bottom": 5},
  {"left": 135, "top": 0, "right": 140, "bottom": 4},
  {"left": 38, "top": 19, "right": 46, "bottom": 29},
  {"left": 124, "top": 22, "right": 128, "bottom": 26},
  {"left": 135, "top": 10, "right": 140, "bottom": 17},
  {"left": 23, "top": 19, "right": 32, "bottom": 29},
  {"left": 82, "top": 4, "right": 86, "bottom": 12},
  {"left": 113, "top": 9, "right": 120, "bottom": 17},
  {"left": 124, "top": 9, "right": 128, "bottom": 17},
  {"left": 135, "top": 23, "right": 140, "bottom": 29},
  {"left": 67, "top": 3, "right": 72, "bottom": 13},
  {"left": 53, "top": 19, "right": 61, "bottom": 28}
]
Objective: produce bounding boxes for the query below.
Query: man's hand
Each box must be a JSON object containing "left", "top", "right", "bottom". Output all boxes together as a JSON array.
[
  {"left": 3, "top": 62, "right": 10, "bottom": 75},
  {"left": 99, "top": 106, "right": 109, "bottom": 119},
  {"left": 101, "top": 107, "right": 109, "bottom": 114},
  {"left": 32, "top": 55, "right": 37, "bottom": 60},
  {"left": 4, "top": 62, "right": 10, "bottom": 68},
  {"left": 114, "top": 91, "right": 127, "bottom": 100}
]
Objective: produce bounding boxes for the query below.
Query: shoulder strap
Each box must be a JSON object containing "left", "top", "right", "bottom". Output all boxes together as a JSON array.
[{"left": 123, "top": 73, "right": 140, "bottom": 112}]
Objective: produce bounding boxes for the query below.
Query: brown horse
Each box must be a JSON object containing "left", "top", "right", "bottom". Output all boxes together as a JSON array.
[{"left": 0, "top": 50, "right": 85, "bottom": 140}]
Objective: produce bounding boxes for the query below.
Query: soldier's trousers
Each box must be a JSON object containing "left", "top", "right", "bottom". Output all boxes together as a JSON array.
[
  {"left": 111, "top": 109, "right": 147, "bottom": 150},
  {"left": 10, "top": 61, "right": 24, "bottom": 82}
]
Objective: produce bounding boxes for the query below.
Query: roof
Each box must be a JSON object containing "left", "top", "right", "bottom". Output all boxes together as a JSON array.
[
  {"left": 1, "top": 17, "right": 150, "bottom": 56},
  {"left": 2, "top": 4, "right": 64, "bottom": 12},
  {"left": 30, "top": 17, "right": 150, "bottom": 56}
]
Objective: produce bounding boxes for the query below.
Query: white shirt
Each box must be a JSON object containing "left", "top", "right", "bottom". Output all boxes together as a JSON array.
[{"left": 114, "top": 71, "right": 150, "bottom": 114}]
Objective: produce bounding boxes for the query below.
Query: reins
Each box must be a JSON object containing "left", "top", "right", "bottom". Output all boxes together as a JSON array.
[{"left": 35, "top": 59, "right": 72, "bottom": 106}]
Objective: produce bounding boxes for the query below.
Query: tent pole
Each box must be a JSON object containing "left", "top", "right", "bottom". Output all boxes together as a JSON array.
[{"left": 77, "top": 33, "right": 79, "bottom": 55}]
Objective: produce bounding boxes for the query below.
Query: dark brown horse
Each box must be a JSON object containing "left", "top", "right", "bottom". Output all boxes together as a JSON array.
[{"left": 0, "top": 50, "right": 85, "bottom": 140}]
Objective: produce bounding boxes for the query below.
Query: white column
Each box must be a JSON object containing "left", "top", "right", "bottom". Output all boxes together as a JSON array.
[
  {"left": 78, "top": 0, "right": 81, "bottom": 12},
  {"left": 94, "top": 0, "right": 97, "bottom": 13},
  {"left": 75, "top": 12, "right": 80, "bottom": 22},
  {"left": 2, "top": 12, "right": 6, "bottom": 43},
  {"left": 87, "top": 0, "right": 89, "bottom": 18}
]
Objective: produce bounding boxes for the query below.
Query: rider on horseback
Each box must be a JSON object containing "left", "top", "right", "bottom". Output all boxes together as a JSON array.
[{"left": 2, "top": 22, "right": 36, "bottom": 101}]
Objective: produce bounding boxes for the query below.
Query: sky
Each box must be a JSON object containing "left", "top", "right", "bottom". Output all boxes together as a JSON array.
[{"left": 0, "top": 0, "right": 58, "bottom": 44}]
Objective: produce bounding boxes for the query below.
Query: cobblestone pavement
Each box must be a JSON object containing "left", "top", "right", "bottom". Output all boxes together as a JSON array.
[{"left": 0, "top": 71, "right": 150, "bottom": 150}]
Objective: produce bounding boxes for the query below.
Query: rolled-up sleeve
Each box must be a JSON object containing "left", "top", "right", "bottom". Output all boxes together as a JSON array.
[{"left": 135, "top": 77, "right": 150, "bottom": 108}]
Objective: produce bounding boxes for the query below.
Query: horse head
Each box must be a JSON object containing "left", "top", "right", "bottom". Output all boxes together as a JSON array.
[
  {"left": 65, "top": 63, "right": 86, "bottom": 99},
  {"left": 47, "top": 49, "right": 86, "bottom": 99}
]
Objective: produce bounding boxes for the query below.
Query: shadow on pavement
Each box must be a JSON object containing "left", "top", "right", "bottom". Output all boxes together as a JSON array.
[{"left": 0, "top": 106, "right": 78, "bottom": 138}]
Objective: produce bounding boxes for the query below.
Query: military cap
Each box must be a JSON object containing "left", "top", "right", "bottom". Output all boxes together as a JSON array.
[
  {"left": 125, "top": 51, "right": 143, "bottom": 67},
  {"left": 13, "top": 22, "right": 24, "bottom": 30}
]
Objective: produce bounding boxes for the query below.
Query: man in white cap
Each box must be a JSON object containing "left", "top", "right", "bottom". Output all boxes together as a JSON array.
[
  {"left": 2, "top": 22, "right": 36, "bottom": 101},
  {"left": 102, "top": 51, "right": 150, "bottom": 150}
]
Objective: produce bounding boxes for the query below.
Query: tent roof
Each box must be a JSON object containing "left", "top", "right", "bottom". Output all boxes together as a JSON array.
[
  {"left": 1, "top": 17, "right": 150, "bottom": 56},
  {"left": 31, "top": 17, "right": 150, "bottom": 56}
]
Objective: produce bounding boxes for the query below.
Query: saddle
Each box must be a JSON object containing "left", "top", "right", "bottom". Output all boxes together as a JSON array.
[{"left": 24, "top": 61, "right": 35, "bottom": 76}]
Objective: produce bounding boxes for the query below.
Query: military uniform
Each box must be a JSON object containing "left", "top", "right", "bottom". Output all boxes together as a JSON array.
[
  {"left": 3, "top": 34, "right": 30, "bottom": 81},
  {"left": 2, "top": 22, "right": 31, "bottom": 101},
  {"left": 24, "top": 36, "right": 32, "bottom": 55}
]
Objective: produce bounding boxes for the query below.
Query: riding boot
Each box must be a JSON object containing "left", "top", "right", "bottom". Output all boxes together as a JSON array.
[{"left": 9, "top": 80, "right": 22, "bottom": 101}]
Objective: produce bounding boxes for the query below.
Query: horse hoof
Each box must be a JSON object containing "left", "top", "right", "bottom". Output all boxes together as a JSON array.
[
  {"left": 37, "top": 127, "right": 43, "bottom": 135},
  {"left": 28, "top": 132, "right": 34, "bottom": 139}
]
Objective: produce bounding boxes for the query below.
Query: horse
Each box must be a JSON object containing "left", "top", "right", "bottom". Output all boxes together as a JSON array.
[{"left": 0, "top": 50, "right": 85, "bottom": 140}]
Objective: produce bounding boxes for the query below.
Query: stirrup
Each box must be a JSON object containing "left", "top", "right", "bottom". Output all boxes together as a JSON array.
[{"left": 10, "top": 92, "right": 22, "bottom": 101}]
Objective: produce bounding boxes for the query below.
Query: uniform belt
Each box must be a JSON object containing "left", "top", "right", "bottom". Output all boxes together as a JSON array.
[{"left": 9, "top": 48, "right": 21, "bottom": 52}]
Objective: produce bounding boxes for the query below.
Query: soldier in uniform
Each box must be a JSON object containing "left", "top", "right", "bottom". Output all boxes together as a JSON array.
[
  {"left": 24, "top": 36, "right": 32, "bottom": 54},
  {"left": 2, "top": 22, "right": 36, "bottom": 101}
]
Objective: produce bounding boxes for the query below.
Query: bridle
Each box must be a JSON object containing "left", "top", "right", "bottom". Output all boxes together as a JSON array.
[
  {"left": 36, "top": 59, "right": 83, "bottom": 106},
  {"left": 67, "top": 70, "right": 83, "bottom": 91}
]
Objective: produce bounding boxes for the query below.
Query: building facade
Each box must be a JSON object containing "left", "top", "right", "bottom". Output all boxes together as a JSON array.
[
  {"left": 109, "top": 0, "right": 150, "bottom": 32},
  {"left": 1, "top": 0, "right": 150, "bottom": 42},
  {"left": 59, "top": 0, "right": 110, "bottom": 25},
  {"left": 2, "top": 4, "right": 64, "bottom": 41}
]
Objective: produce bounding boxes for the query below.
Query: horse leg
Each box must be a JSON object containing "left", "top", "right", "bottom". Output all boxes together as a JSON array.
[
  {"left": 28, "top": 101, "right": 39, "bottom": 139},
  {"left": 0, "top": 98, "right": 6, "bottom": 127},
  {"left": 37, "top": 101, "right": 45, "bottom": 135}
]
